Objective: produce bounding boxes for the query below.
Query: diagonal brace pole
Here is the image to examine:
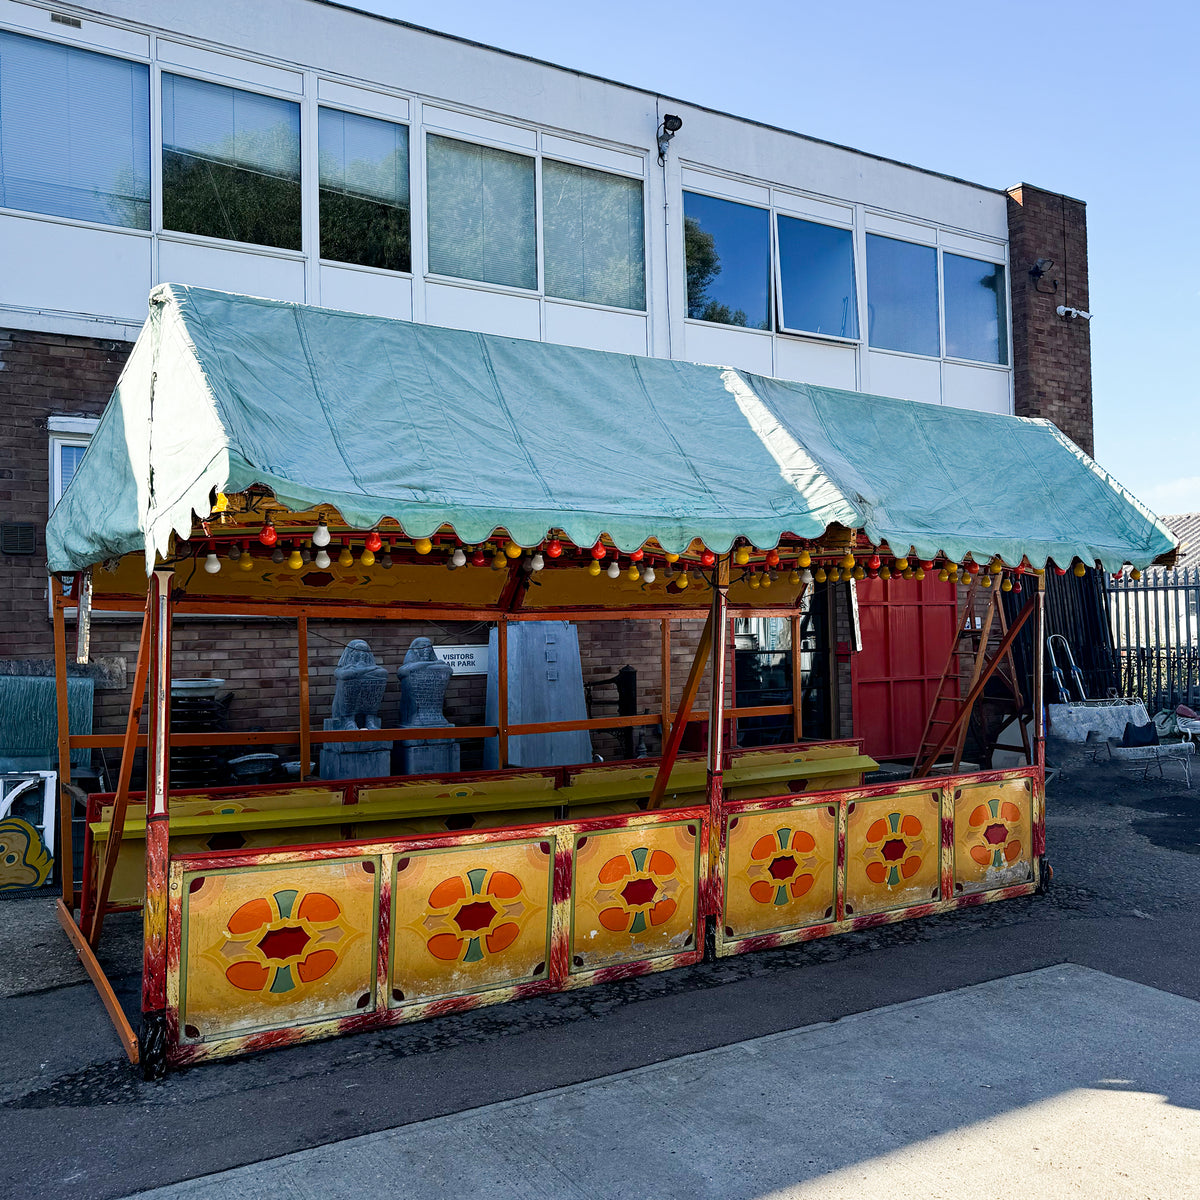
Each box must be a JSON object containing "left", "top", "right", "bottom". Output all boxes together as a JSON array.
[{"left": 647, "top": 610, "right": 713, "bottom": 809}]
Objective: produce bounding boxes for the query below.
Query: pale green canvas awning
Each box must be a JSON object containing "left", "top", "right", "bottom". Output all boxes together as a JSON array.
[{"left": 46, "top": 283, "right": 1176, "bottom": 574}]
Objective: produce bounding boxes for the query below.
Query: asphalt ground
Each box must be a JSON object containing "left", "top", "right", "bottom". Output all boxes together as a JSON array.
[{"left": 3, "top": 741, "right": 1199, "bottom": 1200}]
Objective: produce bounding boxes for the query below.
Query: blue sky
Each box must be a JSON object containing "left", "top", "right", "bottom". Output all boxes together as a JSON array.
[{"left": 360, "top": 0, "right": 1199, "bottom": 515}]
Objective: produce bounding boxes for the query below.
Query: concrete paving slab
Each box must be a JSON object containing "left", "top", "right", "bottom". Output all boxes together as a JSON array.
[{"left": 126, "top": 964, "right": 1200, "bottom": 1200}]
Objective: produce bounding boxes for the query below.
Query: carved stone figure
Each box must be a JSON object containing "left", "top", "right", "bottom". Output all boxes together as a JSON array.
[
  {"left": 319, "top": 639, "right": 392, "bottom": 780},
  {"left": 397, "top": 637, "right": 460, "bottom": 774}
]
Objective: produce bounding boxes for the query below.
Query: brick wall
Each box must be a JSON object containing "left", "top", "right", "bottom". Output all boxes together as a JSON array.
[{"left": 1007, "top": 183, "right": 1094, "bottom": 455}]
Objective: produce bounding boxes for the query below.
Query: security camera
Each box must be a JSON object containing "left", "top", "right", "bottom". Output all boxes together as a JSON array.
[
  {"left": 662, "top": 114, "right": 683, "bottom": 134},
  {"left": 1056, "top": 305, "right": 1093, "bottom": 320}
]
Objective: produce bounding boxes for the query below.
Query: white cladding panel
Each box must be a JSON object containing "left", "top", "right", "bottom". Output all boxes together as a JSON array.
[
  {"left": 157, "top": 240, "right": 306, "bottom": 301},
  {"left": 683, "top": 323, "right": 774, "bottom": 377},
  {"left": 942, "top": 362, "right": 1012, "bottom": 415},
  {"left": 425, "top": 281, "right": 541, "bottom": 340},
  {"left": 319, "top": 265, "right": 413, "bottom": 321},
  {"left": 0, "top": 214, "right": 151, "bottom": 321},
  {"left": 867, "top": 351, "right": 943, "bottom": 406},
  {"left": 543, "top": 301, "right": 648, "bottom": 356},
  {"left": 775, "top": 338, "right": 858, "bottom": 391}
]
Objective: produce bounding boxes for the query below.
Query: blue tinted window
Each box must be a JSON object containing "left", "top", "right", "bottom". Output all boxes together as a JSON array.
[
  {"left": 0, "top": 31, "right": 149, "bottom": 228},
  {"left": 866, "top": 234, "right": 939, "bottom": 356},
  {"left": 683, "top": 192, "right": 771, "bottom": 331},
  {"left": 777, "top": 216, "right": 858, "bottom": 338},
  {"left": 944, "top": 253, "right": 1007, "bottom": 364}
]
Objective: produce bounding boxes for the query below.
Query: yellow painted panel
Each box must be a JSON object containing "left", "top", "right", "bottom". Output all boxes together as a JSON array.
[
  {"left": 180, "top": 857, "right": 378, "bottom": 1041},
  {"left": 725, "top": 770, "right": 864, "bottom": 802},
  {"left": 358, "top": 776, "right": 557, "bottom": 805},
  {"left": 391, "top": 839, "right": 554, "bottom": 1005},
  {"left": 952, "top": 777, "right": 1034, "bottom": 894},
  {"left": 723, "top": 803, "right": 838, "bottom": 938},
  {"left": 570, "top": 821, "right": 699, "bottom": 972},
  {"left": 845, "top": 789, "right": 942, "bottom": 917},
  {"left": 360, "top": 808, "right": 551, "bottom": 839}
]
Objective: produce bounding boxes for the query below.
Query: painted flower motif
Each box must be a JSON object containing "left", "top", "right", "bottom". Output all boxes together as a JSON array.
[
  {"left": 864, "top": 812, "right": 925, "bottom": 887},
  {"left": 747, "top": 827, "right": 817, "bottom": 906},
  {"left": 0, "top": 817, "right": 52, "bottom": 890},
  {"left": 423, "top": 867, "right": 527, "bottom": 963},
  {"left": 968, "top": 798, "right": 1024, "bottom": 869},
  {"left": 595, "top": 846, "right": 679, "bottom": 935},
  {"left": 219, "top": 889, "right": 352, "bottom": 994}
]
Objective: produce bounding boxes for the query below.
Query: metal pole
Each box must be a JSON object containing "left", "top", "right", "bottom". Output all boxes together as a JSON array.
[
  {"left": 1034, "top": 574, "right": 1046, "bottom": 770},
  {"left": 702, "top": 556, "right": 730, "bottom": 960},
  {"left": 141, "top": 567, "right": 173, "bottom": 1080}
]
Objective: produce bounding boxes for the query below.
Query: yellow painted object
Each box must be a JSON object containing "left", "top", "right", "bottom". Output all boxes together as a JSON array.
[
  {"left": 722, "top": 803, "right": 838, "bottom": 939},
  {"left": 844, "top": 787, "right": 941, "bottom": 917},
  {"left": 391, "top": 839, "right": 554, "bottom": 1006},
  {"left": 569, "top": 820, "right": 700, "bottom": 972},
  {"left": 951, "top": 777, "right": 1034, "bottom": 893},
  {"left": 178, "top": 857, "right": 379, "bottom": 1042}
]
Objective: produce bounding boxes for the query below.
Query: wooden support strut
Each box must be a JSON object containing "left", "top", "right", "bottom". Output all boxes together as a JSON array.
[
  {"left": 646, "top": 610, "right": 713, "bottom": 809},
  {"left": 86, "top": 596, "right": 153, "bottom": 946},
  {"left": 912, "top": 597, "right": 1038, "bottom": 779},
  {"left": 298, "top": 616, "right": 311, "bottom": 781},
  {"left": 52, "top": 580, "right": 75, "bottom": 908}
]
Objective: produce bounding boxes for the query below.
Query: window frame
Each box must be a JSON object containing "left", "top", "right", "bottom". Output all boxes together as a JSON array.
[
  {"left": 423, "top": 128, "right": 651, "bottom": 314},
  {"left": 940, "top": 250, "right": 1009, "bottom": 369},
  {"left": 863, "top": 229, "right": 943, "bottom": 360},
  {"left": 0, "top": 27, "right": 153, "bottom": 236},
  {"left": 315, "top": 103, "right": 413, "bottom": 277},
  {"left": 48, "top": 417, "right": 98, "bottom": 514},
  {"left": 772, "top": 209, "right": 860, "bottom": 345}
]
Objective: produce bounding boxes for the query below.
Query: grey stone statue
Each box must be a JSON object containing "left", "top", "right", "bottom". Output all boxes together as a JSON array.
[
  {"left": 319, "top": 639, "right": 393, "bottom": 780},
  {"left": 397, "top": 637, "right": 460, "bottom": 774}
]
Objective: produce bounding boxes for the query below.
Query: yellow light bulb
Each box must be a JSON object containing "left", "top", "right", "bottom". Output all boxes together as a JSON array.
[
  {"left": 505, "top": 540, "right": 522, "bottom": 559},
  {"left": 990, "top": 560, "right": 1004, "bottom": 574},
  {"left": 797, "top": 550, "right": 811, "bottom": 568},
  {"left": 895, "top": 557, "right": 909, "bottom": 571},
  {"left": 734, "top": 547, "right": 750, "bottom": 566},
  {"left": 415, "top": 537, "right": 433, "bottom": 555},
  {"left": 1131, "top": 568, "right": 1142, "bottom": 581},
  {"left": 360, "top": 549, "right": 375, "bottom": 567},
  {"left": 287, "top": 549, "right": 303, "bottom": 570},
  {"left": 981, "top": 574, "right": 992, "bottom": 587},
  {"left": 789, "top": 569, "right": 801, "bottom": 584},
  {"left": 238, "top": 553, "right": 254, "bottom": 572},
  {"left": 747, "top": 574, "right": 760, "bottom": 590},
  {"left": 492, "top": 553, "right": 507, "bottom": 569},
  {"left": 587, "top": 560, "right": 602, "bottom": 576},
  {"left": 1073, "top": 562, "right": 1087, "bottom": 577},
  {"left": 915, "top": 568, "right": 925, "bottom": 580},
  {"left": 841, "top": 552, "right": 855, "bottom": 570},
  {"left": 338, "top": 546, "right": 354, "bottom": 567},
  {"left": 814, "top": 567, "right": 827, "bottom": 583},
  {"left": 627, "top": 565, "right": 640, "bottom": 581},
  {"left": 902, "top": 568, "right": 914, "bottom": 580},
  {"left": 879, "top": 566, "right": 891, "bottom": 581},
  {"left": 1001, "top": 577, "right": 1012, "bottom": 592},
  {"left": 677, "top": 573, "right": 690, "bottom": 589},
  {"left": 665, "top": 552, "right": 679, "bottom": 563},
  {"left": 938, "top": 569, "right": 949, "bottom": 582},
  {"left": 761, "top": 573, "right": 772, "bottom": 589},
  {"left": 852, "top": 566, "right": 865, "bottom": 580}
]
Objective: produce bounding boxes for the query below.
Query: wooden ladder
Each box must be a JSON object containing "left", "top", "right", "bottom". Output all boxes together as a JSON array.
[{"left": 912, "top": 585, "right": 1035, "bottom": 779}]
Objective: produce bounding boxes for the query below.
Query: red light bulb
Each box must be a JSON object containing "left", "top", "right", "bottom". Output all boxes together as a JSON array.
[
  {"left": 546, "top": 539, "right": 563, "bottom": 558},
  {"left": 591, "top": 542, "right": 606, "bottom": 560},
  {"left": 365, "top": 530, "right": 382, "bottom": 553},
  {"left": 471, "top": 549, "right": 486, "bottom": 567},
  {"left": 258, "top": 519, "right": 277, "bottom": 547},
  {"left": 700, "top": 549, "right": 716, "bottom": 567},
  {"left": 765, "top": 549, "right": 780, "bottom": 567},
  {"left": 630, "top": 548, "right": 644, "bottom": 561}
]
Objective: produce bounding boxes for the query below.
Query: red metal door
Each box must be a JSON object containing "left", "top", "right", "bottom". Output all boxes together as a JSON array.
[{"left": 851, "top": 576, "right": 959, "bottom": 760}]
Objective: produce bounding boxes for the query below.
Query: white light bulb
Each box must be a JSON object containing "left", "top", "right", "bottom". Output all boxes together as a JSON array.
[
  {"left": 315, "top": 549, "right": 331, "bottom": 569},
  {"left": 642, "top": 566, "right": 656, "bottom": 583},
  {"left": 312, "top": 519, "right": 331, "bottom": 548},
  {"left": 452, "top": 547, "right": 467, "bottom": 567},
  {"left": 606, "top": 560, "right": 621, "bottom": 578},
  {"left": 203, "top": 552, "right": 221, "bottom": 574},
  {"left": 800, "top": 569, "right": 813, "bottom": 585},
  {"left": 531, "top": 552, "right": 545, "bottom": 571}
]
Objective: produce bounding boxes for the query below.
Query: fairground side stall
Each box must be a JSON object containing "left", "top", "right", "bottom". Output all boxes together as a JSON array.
[{"left": 45, "top": 285, "right": 1176, "bottom": 1078}]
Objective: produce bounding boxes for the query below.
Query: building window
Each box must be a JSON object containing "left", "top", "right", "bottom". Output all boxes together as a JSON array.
[
  {"left": 317, "top": 107, "right": 410, "bottom": 273},
  {"left": 944, "top": 253, "right": 1007, "bottom": 365},
  {"left": 777, "top": 215, "right": 858, "bottom": 339},
  {"left": 48, "top": 417, "right": 98, "bottom": 510},
  {"left": 542, "top": 160, "right": 645, "bottom": 310},
  {"left": 0, "top": 31, "right": 150, "bottom": 229},
  {"left": 161, "top": 74, "right": 301, "bottom": 250},
  {"left": 865, "top": 233, "right": 940, "bottom": 357},
  {"left": 426, "top": 134, "right": 536, "bottom": 290},
  {"left": 683, "top": 192, "right": 771, "bottom": 330}
]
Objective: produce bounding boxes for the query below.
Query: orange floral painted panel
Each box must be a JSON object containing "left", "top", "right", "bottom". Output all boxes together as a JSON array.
[
  {"left": 952, "top": 778, "right": 1034, "bottom": 893},
  {"left": 722, "top": 805, "right": 837, "bottom": 940},
  {"left": 570, "top": 822, "right": 699, "bottom": 972},
  {"left": 845, "top": 788, "right": 941, "bottom": 917},
  {"left": 391, "top": 839, "right": 554, "bottom": 1007},
  {"left": 181, "top": 857, "right": 378, "bottom": 1042}
]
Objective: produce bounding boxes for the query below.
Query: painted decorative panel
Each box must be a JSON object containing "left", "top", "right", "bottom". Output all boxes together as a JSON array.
[
  {"left": 391, "top": 838, "right": 554, "bottom": 1006},
  {"left": 570, "top": 821, "right": 700, "bottom": 972},
  {"left": 845, "top": 789, "right": 941, "bottom": 917},
  {"left": 722, "top": 803, "right": 838, "bottom": 940},
  {"left": 952, "top": 777, "right": 1034, "bottom": 894},
  {"left": 178, "top": 857, "right": 379, "bottom": 1042}
]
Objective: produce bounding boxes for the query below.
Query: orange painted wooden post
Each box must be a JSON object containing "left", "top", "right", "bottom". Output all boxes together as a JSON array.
[
  {"left": 791, "top": 613, "right": 804, "bottom": 743},
  {"left": 497, "top": 617, "right": 509, "bottom": 768},
  {"left": 141, "top": 567, "right": 174, "bottom": 1079},
  {"left": 51, "top": 579, "right": 75, "bottom": 909},
  {"left": 704, "top": 555, "right": 731, "bottom": 957},
  {"left": 647, "top": 611, "right": 713, "bottom": 810},
  {"left": 87, "top": 597, "right": 153, "bottom": 946},
  {"left": 298, "top": 616, "right": 311, "bottom": 781},
  {"left": 660, "top": 617, "right": 672, "bottom": 744}
]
